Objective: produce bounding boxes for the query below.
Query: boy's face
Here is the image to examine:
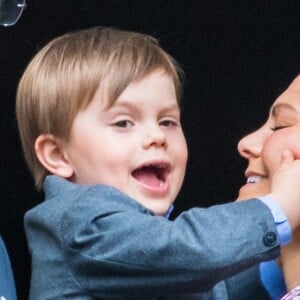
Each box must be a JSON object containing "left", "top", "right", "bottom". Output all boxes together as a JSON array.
[{"left": 63, "top": 69, "right": 188, "bottom": 215}]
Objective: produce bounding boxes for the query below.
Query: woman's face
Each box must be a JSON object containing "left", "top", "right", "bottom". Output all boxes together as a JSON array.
[{"left": 237, "top": 75, "right": 300, "bottom": 200}]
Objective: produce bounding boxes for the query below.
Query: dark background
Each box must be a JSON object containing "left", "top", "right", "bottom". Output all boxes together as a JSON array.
[{"left": 0, "top": 1, "right": 299, "bottom": 298}]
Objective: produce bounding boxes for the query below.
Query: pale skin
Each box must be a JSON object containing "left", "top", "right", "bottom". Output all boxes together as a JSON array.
[
  {"left": 35, "top": 69, "right": 188, "bottom": 216},
  {"left": 237, "top": 75, "right": 300, "bottom": 290}
]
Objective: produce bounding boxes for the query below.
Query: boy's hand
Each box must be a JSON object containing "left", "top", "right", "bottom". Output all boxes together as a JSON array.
[
  {"left": 281, "top": 227, "right": 300, "bottom": 290},
  {"left": 268, "top": 150, "right": 300, "bottom": 230}
]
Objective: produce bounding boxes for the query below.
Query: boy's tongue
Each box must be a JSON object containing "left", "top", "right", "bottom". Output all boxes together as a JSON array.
[{"left": 132, "top": 168, "right": 161, "bottom": 187}]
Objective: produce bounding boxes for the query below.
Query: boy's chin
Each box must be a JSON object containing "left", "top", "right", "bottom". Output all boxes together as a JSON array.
[{"left": 141, "top": 200, "right": 173, "bottom": 216}]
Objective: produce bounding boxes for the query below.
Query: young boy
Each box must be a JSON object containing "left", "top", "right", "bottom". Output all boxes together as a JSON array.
[{"left": 16, "top": 26, "right": 300, "bottom": 299}]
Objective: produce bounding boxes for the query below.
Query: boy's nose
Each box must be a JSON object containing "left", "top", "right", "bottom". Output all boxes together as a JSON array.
[
  {"left": 237, "top": 127, "right": 266, "bottom": 159},
  {"left": 142, "top": 126, "right": 168, "bottom": 149}
]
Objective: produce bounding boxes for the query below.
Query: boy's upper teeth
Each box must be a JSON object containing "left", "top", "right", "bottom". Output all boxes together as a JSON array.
[{"left": 247, "top": 175, "right": 261, "bottom": 184}]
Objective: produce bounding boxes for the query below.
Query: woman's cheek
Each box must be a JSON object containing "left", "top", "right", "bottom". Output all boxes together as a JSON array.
[
  {"left": 261, "top": 132, "right": 289, "bottom": 176},
  {"left": 262, "top": 144, "right": 282, "bottom": 177}
]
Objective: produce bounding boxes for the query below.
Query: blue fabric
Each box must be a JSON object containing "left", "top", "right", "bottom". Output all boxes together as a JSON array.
[
  {"left": 24, "top": 175, "right": 280, "bottom": 299},
  {"left": 163, "top": 204, "right": 174, "bottom": 219},
  {"left": 260, "top": 260, "right": 286, "bottom": 300},
  {"left": 259, "top": 196, "right": 290, "bottom": 300},
  {"left": 259, "top": 196, "right": 291, "bottom": 245},
  {"left": 0, "top": 236, "right": 17, "bottom": 300}
]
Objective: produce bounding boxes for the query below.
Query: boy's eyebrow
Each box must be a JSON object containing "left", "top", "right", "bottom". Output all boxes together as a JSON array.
[
  {"left": 110, "top": 100, "right": 180, "bottom": 113},
  {"left": 270, "top": 103, "right": 299, "bottom": 117}
]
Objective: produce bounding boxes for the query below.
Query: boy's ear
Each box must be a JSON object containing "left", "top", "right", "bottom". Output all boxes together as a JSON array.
[{"left": 34, "top": 134, "right": 73, "bottom": 178}]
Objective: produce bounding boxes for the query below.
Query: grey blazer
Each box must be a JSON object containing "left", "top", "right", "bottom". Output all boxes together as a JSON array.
[{"left": 25, "top": 175, "right": 276, "bottom": 299}]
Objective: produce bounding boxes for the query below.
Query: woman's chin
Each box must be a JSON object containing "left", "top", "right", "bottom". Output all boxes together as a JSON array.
[{"left": 237, "top": 182, "right": 270, "bottom": 201}]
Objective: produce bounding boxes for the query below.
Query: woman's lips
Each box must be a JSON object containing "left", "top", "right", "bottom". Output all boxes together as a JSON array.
[
  {"left": 246, "top": 175, "right": 262, "bottom": 184},
  {"left": 238, "top": 175, "right": 269, "bottom": 200}
]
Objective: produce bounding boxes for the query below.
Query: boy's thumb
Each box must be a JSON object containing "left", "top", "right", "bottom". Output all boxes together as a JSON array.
[{"left": 280, "top": 150, "right": 294, "bottom": 166}]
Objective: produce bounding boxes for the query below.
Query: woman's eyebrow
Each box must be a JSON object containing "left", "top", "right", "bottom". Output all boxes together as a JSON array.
[{"left": 270, "top": 103, "right": 299, "bottom": 117}]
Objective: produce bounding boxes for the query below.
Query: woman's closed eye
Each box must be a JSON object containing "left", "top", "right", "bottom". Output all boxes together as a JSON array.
[{"left": 270, "top": 125, "right": 290, "bottom": 131}]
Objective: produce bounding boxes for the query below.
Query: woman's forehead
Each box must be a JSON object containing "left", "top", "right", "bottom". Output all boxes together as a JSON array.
[{"left": 272, "top": 78, "right": 300, "bottom": 108}]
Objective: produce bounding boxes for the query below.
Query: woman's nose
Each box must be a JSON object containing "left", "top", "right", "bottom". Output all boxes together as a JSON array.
[
  {"left": 237, "top": 127, "right": 266, "bottom": 159},
  {"left": 142, "top": 125, "right": 168, "bottom": 149}
]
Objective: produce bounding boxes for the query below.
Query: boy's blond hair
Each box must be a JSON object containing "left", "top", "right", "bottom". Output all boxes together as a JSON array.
[{"left": 16, "top": 26, "right": 183, "bottom": 190}]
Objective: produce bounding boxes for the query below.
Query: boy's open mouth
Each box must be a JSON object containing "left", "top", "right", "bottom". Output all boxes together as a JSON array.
[{"left": 132, "top": 163, "right": 170, "bottom": 188}]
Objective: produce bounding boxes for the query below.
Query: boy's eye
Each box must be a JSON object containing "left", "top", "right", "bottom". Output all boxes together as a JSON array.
[
  {"left": 114, "top": 120, "right": 134, "bottom": 128},
  {"left": 160, "top": 119, "right": 178, "bottom": 127}
]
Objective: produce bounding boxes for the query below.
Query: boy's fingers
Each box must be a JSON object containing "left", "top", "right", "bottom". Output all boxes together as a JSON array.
[{"left": 281, "top": 150, "right": 294, "bottom": 167}]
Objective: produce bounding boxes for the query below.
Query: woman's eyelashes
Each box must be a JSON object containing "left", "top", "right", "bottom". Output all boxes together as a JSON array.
[{"left": 270, "top": 125, "right": 290, "bottom": 131}]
